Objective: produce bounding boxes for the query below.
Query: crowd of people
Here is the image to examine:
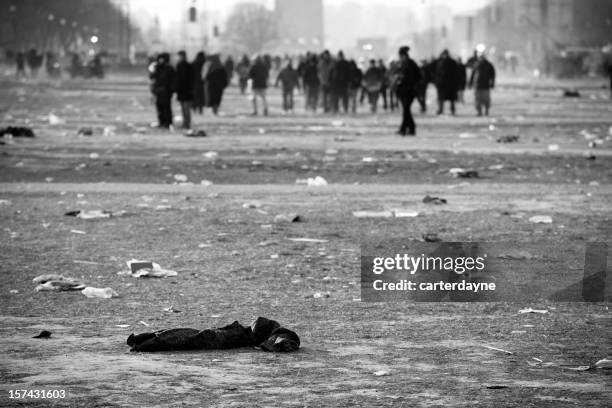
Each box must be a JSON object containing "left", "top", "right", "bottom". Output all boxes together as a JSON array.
[{"left": 148, "top": 46, "right": 497, "bottom": 136}]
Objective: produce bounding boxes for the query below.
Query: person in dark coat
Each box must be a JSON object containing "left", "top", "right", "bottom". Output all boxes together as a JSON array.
[
  {"left": 275, "top": 59, "right": 300, "bottom": 113},
  {"left": 236, "top": 55, "right": 250, "bottom": 94},
  {"left": 363, "top": 59, "right": 384, "bottom": 113},
  {"left": 175, "top": 50, "right": 194, "bottom": 129},
  {"left": 15, "top": 51, "right": 26, "bottom": 79},
  {"left": 378, "top": 59, "right": 389, "bottom": 110},
  {"left": 150, "top": 52, "right": 175, "bottom": 129},
  {"left": 415, "top": 59, "right": 434, "bottom": 114},
  {"left": 224, "top": 56, "right": 234, "bottom": 85},
  {"left": 434, "top": 49, "right": 459, "bottom": 115},
  {"left": 330, "top": 50, "right": 352, "bottom": 114},
  {"left": 249, "top": 55, "right": 269, "bottom": 116},
  {"left": 192, "top": 51, "right": 206, "bottom": 114},
  {"left": 204, "top": 54, "right": 228, "bottom": 115},
  {"left": 303, "top": 54, "right": 320, "bottom": 112},
  {"left": 456, "top": 57, "right": 467, "bottom": 104},
  {"left": 27, "top": 49, "right": 42, "bottom": 78},
  {"left": 468, "top": 52, "right": 496, "bottom": 116},
  {"left": 318, "top": 50, "right": 333, "bottom": 112},
  {"left": 387, "top": 59, "right": 400, "bottom": 111},
  {"left": 348, "top": 59, "right": 362, "bottom": 113},
  {"left": 391, "top": 46, "right": 422, "bottom": 136}
]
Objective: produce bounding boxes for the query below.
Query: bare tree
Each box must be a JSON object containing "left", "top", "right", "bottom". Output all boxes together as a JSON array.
[{"left": 224, "top": 3, "right": 278, "bottom": 55}]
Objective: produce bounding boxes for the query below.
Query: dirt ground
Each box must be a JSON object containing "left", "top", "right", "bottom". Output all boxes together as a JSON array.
[{"left": 0, "top": 74, "right": 611, "bottom": 407}]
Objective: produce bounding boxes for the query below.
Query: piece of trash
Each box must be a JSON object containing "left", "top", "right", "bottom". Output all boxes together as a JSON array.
[
  {"left": 547, "top": 144, "right": 559, "bottom": 151},
  {"left": 32, "top": 330, "right": 52, "bottom": 339},
  {"left": 103, "top": 126, "right": 116, "bottom": 136},
  {"left": 373, "top": 370, "right": 391, "bottom": 377},
  {"left": 311, "top": 291, "right": 331, "bottom": 298},
  {"left": 422, "top": 233, "right": 441, "bottom": 242},
  {"left": 449, "top": 168, "right": 479, "bottom": 178},
  {"left": 486, "top": 385, "right": 508, "bottom": 389},
  {"left": 362, "top": 157, "right": 376, "bottom": 163},
  {"left": 518, "top": 307, "right": 549, "bottom": 314},
  {"left": 139, "top": 321, "right": 150, "bottom": 327},
  {"left": 36, "top": 280, "right": 85, "bottom": 292},
  {"left": 185, "top": 129, "right": 207, "bottom": 137},
  {"left": 125, "top": 259, "right": 178, "bottom": 278},
  {"left": 128, "top": 316, "right": 299, "bottom": 352},
  {"left": 82, "top": 287, "right": 119, "bottom": 299},
  {"left": 65, "top": 210, "right": 112, "bottom": 219},
  {"left": 529, "top": 215, "right": 552, "bottom": 224},
  {"left": 562, "top": 88, "right": 580, "bottom": 98},
  {"left": 488, "top": 164, "right": 504, "bottom": 170},
  {"left": 458, "top": 132, "right": 477, "bottom": 139},
  {"left": 484, "top": 345, "right": 514, "bottom": 355},
  {"left": 352, "top": 210, "right": 393, "bottom": 218},
  {"left": 391, "top": 209, "right": 419, "bottom": 218},
  {"left": 173, "top": 174, "right": 188, "bottom": 182},
  {"left": 242, "top": 202, "right": 261, "bottom": 209},
  {"left": 9, "top": 289, "right": 18, "bottom": 294},
  {"left": 325, "top": 148, "right": 338, "bottom": 155},
  {"left": 306, "top": 176, "right": 328, "bottom": 187},
  {"left": 48, "top": 113, "right": 65, "bottom": 125},
  {"left": 423, "top": 195, "right": 447, "bottom": 205},
  {"left": 0, "top": 126, "right": 35, "bottom": 138},
  {"left": 288, "top": 238, "right": 328, "bottom": 243},
  {"left": 200, "top": 180, "right": 213, "bottom": 186},
  {"left": 73, "top": 260, "right": 103, "bottom": 265},
  {"left": 163, "top": 306, "right": 181, "bottom": 313},
  {"left": 116, "top": 324, "right": 130, "bottom": 328},
  {"left": 273, "top": 214, "right": 303, "bottom": 223},
  {"left": 331, "top": 120, "right": 345, "bottom": 127},
  {"left": 497, "top": 135, "right": 519, "bottom": 143},
  {"left": 70, "top": 229, "right": 86, "bottom": 234},
  {"left": 77, "top": 127, "right": 93, "bottom": 136},
  {"left": 594, "top": 358, "right": 612, "bottom": 369},
  {"left": 203, "top": 151, "right": 219, "bottom": 159},
  {"left": 0, "top": 199, "right": 12, "bottom": 205}
]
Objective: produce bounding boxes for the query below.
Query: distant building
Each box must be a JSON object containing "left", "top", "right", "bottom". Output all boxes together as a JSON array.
[
  {"left": 274, "top": 0, "right": 324, "bottom": 52},
  {"left": 451, "top": 0, "right": 612, "bottom": 74}
]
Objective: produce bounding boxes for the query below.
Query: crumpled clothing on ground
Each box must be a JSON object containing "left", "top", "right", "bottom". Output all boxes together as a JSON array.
[{"left": 127, "top": 317, "right": 300, "bottom": 353}]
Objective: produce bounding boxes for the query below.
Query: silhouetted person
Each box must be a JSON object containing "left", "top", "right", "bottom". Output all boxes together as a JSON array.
[
  {"left": 456, "top": 57, "right": 467, "bottom": 104},
  {"left": 204, "top": 54, "right": 228, "bottom": 115},
  {"left": 175, "top": 50, "right": 193, "bottom": 129},
  {"left": 27, "top": 49, "right": 42, "bottom": 78},
  {"left": 15, "top": 51, "right": 26, "bottom": 79},
  {"left": 378, "top": 59, "right": 389, "bottom": 110},
  {"left": 392, "top": 46, "right": 422, "bottom": 136},
  {"left": 303, "top": 54, "right": 320, "bottom": 112},
  {"left": 318, "top": 50, "right": 333, "bottom": 112},
  {"left": 330, "top": 50, "right": 351, "bottom": 114},
  {"left": 434, "top": 49, "right": 459, "bottom": 115},
  {"left": 275, "top": 59, "right": 300, "bottom": 113},
  {"left": 363, "top": 59, "right": 384, "bottom": 113},
  {"left": 224, "top": 56, "right": 234, "bottom": 85},
  {"left": 192, "top": 51, "right": 206, "bottom": 114},
  {"left": 150, "top": 52, "right": 175, "bottom": 129},
  {"left": 348, "top": 59, "right": 363, "bottom": 113},
  {"left": 236, "top": 55, "right": 250, "bottom": 94},
  {"left": 469, "top": 52, "right": 496, "bottom": 116},
  {"left": 69, "top": 53, "right": 83, "bottom": 78},
  {"left": 249, "top": 55, "right": 269, "bottom": 116}
]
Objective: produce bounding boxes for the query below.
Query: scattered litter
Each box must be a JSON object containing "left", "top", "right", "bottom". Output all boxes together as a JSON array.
[
  {"left": 449, "top": 168, "right": 479, "bottom": 178},
  {"left": 203, "top": 151, "right": 219, "bottom": 160},
  {"left": 173, "top": 174, "right": 188, "bottom": 182},
  {"left": 362, "top": 157, "right": 377, "bottom": 163},
  {"left": 32, "top": 330, "right": 52, "bottom": 339},
  {"left": 65, "top": 210, "right": 111, "bottom": 219},
  {"left": 529, "top": 215, "right": 552, "bottom": 224},
  {"left": 73, "top": 260, "right": 103, "bottom": 265},
  {"left": 77, "top": 127, "right": 93, "bottom": 136},
  {"left": 459, "top": 132, "right": 477, "bottom": 139},
  {"left": 422, "top": 233, "right": 441, "bottom": 242},
  {"left": 305, "top": 176, "right": 328, "bottom": 186},
  {"left": 70, "top": 229, "right": 86, "bottom": 234},
  {"left": 0, "top": 199, "right": 12, "bottom": 205},
  {"left": 200, "top": 180, "right": 213, "bottom": 186},
  {"left": 185, "top": 129, "right": 207, "bottom": 137},
  {"left": 103, "top": 126, "right": 116, "bottom": 136},
  {"left": 486, "top": 385, "right": 508, "bottom": 390},
  {"left": 273, "top": 214, "right": 303, "bottom": 223},
  {"left": 155, "top": 205, "right": 172, "bottom": 211},
  {"left": 163, "top": 306, "right": 181, "bottom": 313},
  {"left": 82, "top": 287, "right": 119, "bottom": 299},
  {"left": 352, "top": 210, "right": 393, "bottom": 218},
  {"left": 48, "top": 113, "right": 65, "bottom": 125},
  {"left": 325, "top": 148, "right": 338, "bottom": 155},
  {"left": 0, "top": 126, "right": 35, "bottom": 138},
  {"left": 518, "top": 307, "right": 549, "bottom": 314},
  {"left": 124, "top": 259, "right": 178, "bottom": 278},
  {"left": 288, "top": 238, "right": 328, "bottom": 243},
  {"left": 594, "top": 358, "right": 612, "bottom": 369},
  {"left": 116, "top": 324, "right": 130, "bottom": 328},
  {"left": 497, "top": 135, "right": 519, "bottom": 143},
  {"left": 423, "top": 195, "right": 447, "bottom": 205},
  {"left": 488, "top": 164, "right": 504, "bottom": 170},
  {"left": 373, "top": 370, "right": 391, "bottom": 377},
  {"left": 547, "top": 144, "right": 559, "bottom": 151},
  {"left": 139, "top": 321, "right": 150, "bottom": 327},
  {"left": 331, "top": 120, "right": 345, "bottom": 127},
  {"left": 311, "top": 291, "right": 331, "bottom": 298},
  {"left": 391, "top": 209, "right": 420, "bottom": 218},
  {"left": 36, "top": 279, "right": 85, "bottom": 292},
  {"left": 484, "top": 345, "right": 514, "bottom": 355},
  {"left": 242, "top": 202, "right": 261, "bottom": 209},
  {"left": 561, "top": 88, "right": 580, "bottom": 98},
  {"left": 9, "top": 289, "right": 18, "bottom": 294},
  {"left": 128, "top": 316, "right": 299, "bottom": 353}
]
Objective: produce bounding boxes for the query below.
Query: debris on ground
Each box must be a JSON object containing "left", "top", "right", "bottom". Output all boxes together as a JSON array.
[
  {"left": 242, "top": 202, "right": 261, "bottom": 209},
  {"left": 529, "top": 215, "right": 552, "bottom": 224},
  {"left": 77, "top": 127, "right": 94, "bottom": 136},
  {"left": 484, "top": 345, "right": 514, "bottom": 355},
  {"left": 300, "top": 176, "right": 328, "bottom": 186},
  {"left": 288, "top": 237, "right": 328, "bottom": 243},
  {"left": 497, "top": 135, "right": 520, "bottom": 143},
  {"left": 594, "top": 358, "right": 612, "bottom": 369},
  {"left": 423, "top": 195, "right": 447, "bottom": 205},
  {"left": 203, "top": 151, "right": 219, "bottom": 160},
  {"left": 127, "top": 316, "right": 300, "bottom": 353},
  {"left": 33, "top": 274, "right": 85, "bottom": 292},
  {"left": 82, "top": 287, "right": 119, "bottom": 298},
  {"left": 273, "top": 213, "right": 303, "bottom": 223},
  {"left": 458, "top": 132, "right": 477, "bottom": 139},
  {"left": 185, "top": 129, "right": 207, "bottom": 137},
  {"left": 200, "top": 180, "right": 213, "bottom": 186},
  {"left": 547, "top": 144, "right": 559, "bottom": 151},
  {"left": 48, "top": 113, "right": 65, "bottom": 125},
  {"left": 449, "top": 168, "right": 479, "bottom": 178},
  {"left": 373, "top": 370, "right": 391, "bottom": 376},
  {"left": 561, "top": 88, "right": 581, "bottom": 98},
  {"left": 310, "top": 291, "right": 331, "bottom": 299},
  {"left": 486, "top": 385, "right": 509, "bottom": 389},
  {"left": 173, "top": 174, "right": 188, "bottom": 182},
  {"left": 32, "top": 330, "right": 52, "bottom": 339},
  {"left": 123, "top": 259, "right": 178, "bottom": 278},
  {"left": 353, "top": 210, "right": 393, "bottom": 218},
  {"left": 422, "top": 233, "right": 441, "bottom": 242},
  {"left": 0, "top": 126, "right": 35, "bottom": 138},
  {"left": 65, "top": 210, "right": 111, "bottom": 219},
  {"left": 518, "top": 307, "right": 549, "bottom": 314}
]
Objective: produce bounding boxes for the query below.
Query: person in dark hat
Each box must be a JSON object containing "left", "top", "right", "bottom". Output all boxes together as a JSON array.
[
  {"left": 391, "top": 46, "right": 422, "bottom": 136},
  {"left": 150, "top": 52, "right": 175, "bottom": 129},
  {"left": 175, "top": 50, "right": 194, "bottom": 129}
]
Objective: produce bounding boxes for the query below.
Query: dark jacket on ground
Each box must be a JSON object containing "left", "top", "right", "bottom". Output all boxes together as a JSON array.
[
  {"left": 249, "top": 61, "right": 269, "bottom": 90},
  {"left": 175, "top": 60, "right": 194, "bottom": 101},
  {"left": 469, "top": 58, "right": 496, "bottom": 90},
  {"left": 435, "top": 57, "right": 459, "bottom": 101}
]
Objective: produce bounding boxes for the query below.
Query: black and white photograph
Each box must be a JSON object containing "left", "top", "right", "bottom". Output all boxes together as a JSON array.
[{"left": 0, "top": 0, "right": 611, "bottom": 406}]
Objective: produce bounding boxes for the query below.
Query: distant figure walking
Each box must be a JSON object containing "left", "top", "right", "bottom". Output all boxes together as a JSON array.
[
  {"left": 192, "top": 51, "right": 206, "bottom": 114},
  {"left": 275, "top": 59, "right": 300, "bottom": 113},
  {"left": 236, "top": 55, "right": 250, "bottom": 94},
  {"left": 249, "top": 55, "right": 269, "bottom": 116},
  {"left": 302, "top": 54, "right": 320, "bottom": 112},
  {"left": 363, "top": 59, "right": 384, "bottom": 113},
  {"left": 204, "top": 54, "right": 229, "bottom": 115},
  {"left": 469, "top": 51, "right": 496, "bottom": 116},
  {"left": 15, "top": 51, "right": 26, "bottom": 79},
  {"left": 330, "top": 51, "right": 352, "bottom": 114},
  {"left": 175, "top": 50, "right": 194, "bottom": 129},
  {"left": 224, "top": 56, "right": 234, "bottom": 85},
  {"left": 456, "top": 57, "right": 467, "bottom": 104},
  {"left": 434, "top": 49, "right": 459, "bottom": 115},
  {"left": 348, "top": 59, "right": 362, "bottom": 113},
  {"left": 150, "top": 52, "right": 175, "bottom": 129},
  {"left": 392, "top": 46, "right": 422, "bottom": 136}
]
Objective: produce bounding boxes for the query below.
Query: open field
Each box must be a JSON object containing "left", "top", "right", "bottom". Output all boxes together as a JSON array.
[{"left": 0, "top": 75, "right": 611, "bottom": 407}]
